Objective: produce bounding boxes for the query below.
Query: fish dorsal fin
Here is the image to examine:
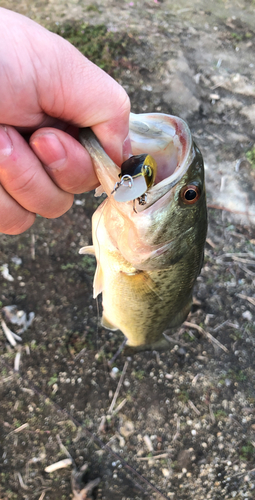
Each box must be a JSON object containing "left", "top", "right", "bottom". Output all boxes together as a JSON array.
[{"left": 79, "top": 246, "right": 95, "bottom": 256}]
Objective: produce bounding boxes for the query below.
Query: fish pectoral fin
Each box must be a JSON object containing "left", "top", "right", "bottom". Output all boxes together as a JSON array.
[
  {"left": 93, "top": 263, "right": 104, "bottom": 298},
  {"left": 130, "top": 271, "right": 163, "bottom": 301},
  {"left": 95, "top": 185, "right": 105, "bottom": 197},
  {"left": 101, "top": 315, "right": 118, "bottom": 331},
  {"left": 79, "top": 245, "right": 95, "bottom": 256}
]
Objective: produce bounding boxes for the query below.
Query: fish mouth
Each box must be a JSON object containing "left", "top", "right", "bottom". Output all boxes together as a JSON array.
[{"left": 129, "top": 113, "right": 194, "bottom": 210}]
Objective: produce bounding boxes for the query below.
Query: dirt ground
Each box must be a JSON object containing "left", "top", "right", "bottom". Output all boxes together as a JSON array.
[{"left": 0, "top": 1, "right": 255, "bottom": 499}]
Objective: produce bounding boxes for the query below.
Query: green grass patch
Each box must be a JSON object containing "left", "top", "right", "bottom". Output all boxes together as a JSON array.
[
  {"left": 52, "top": 21, "right": 136, "bottom": 77},
  {"left": 240, "top": 442, "right": 255, "bottom": 461},
  {"left": 246, "top": 144, "right": 255, "bottom": 169}
]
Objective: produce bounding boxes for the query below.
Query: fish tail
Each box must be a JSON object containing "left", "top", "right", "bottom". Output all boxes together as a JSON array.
[{"left": 123, "top": 335, "right": 174, "bottom": 356}]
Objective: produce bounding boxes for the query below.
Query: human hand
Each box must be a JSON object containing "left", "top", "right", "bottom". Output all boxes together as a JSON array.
[{"left": 0, "top": 8, "right": 130, "bottom": 234}]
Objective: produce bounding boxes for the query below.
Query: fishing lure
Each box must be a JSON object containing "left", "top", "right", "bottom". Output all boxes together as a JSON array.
[{"left": 112, "top": 153, "right": 157, "bottom": 208}]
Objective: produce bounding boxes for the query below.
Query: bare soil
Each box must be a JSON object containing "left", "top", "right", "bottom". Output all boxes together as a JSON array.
[{"left": 0, "top": 1, "right": 255, "bottom": 500}]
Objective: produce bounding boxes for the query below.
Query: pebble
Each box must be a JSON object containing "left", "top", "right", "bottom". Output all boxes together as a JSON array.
[
  {"left": 242, "top": 310, "right": 252, "bottom": 321},
  {"left": 162, "top": 468, "right": 170, "bottom": 477},
  {"left": 119, "top": 420, "right": 134, "bottom": 438}
]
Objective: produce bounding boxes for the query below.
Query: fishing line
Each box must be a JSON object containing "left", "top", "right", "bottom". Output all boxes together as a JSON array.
[
  {"left": 92, "top": 191, "right": 120, "bottom": 369},
  {"left": 0, "top": 356, "right": 168, "bottom": 500}
]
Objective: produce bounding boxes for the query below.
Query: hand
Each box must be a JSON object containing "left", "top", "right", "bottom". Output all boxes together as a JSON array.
[{"left": 0, "top": 8, "right": 130, "bottom": 234}]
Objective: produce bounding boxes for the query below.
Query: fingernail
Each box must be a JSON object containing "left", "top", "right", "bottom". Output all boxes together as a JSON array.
[
  {"left": 0, "top": 126, "right": 13, "bottom": 161},
  {"left": 30, "top": 133, "right": 67, "bottom": 169}
]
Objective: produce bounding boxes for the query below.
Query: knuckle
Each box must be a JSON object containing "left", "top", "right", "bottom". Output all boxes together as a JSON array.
[
  {"left": 0, "top": 212, "right": 35, "bottom": 235},
  {"left": 40, "top": 194, "right": 74, "bottom": 219},
  {"left": 8, "top": 169, "right": 38, "bottom": 197}
]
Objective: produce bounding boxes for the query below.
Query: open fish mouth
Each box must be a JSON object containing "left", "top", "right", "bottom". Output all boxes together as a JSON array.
[
  {"left": 79, "top": 112, "right": 202, "bottom": 215},
  {"left": 122, "top": 113, "right": 195, "bottom": 211},
  {"left": 129, "top": 112, "right": 192, "bottom": 181}
]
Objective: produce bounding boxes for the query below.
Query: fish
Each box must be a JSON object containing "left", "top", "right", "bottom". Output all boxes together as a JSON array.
[{"left": 79, "top": 112, "right": 207, "bottom": 355}]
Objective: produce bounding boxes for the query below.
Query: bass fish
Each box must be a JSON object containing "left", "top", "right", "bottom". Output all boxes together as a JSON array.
[{"left": 79, "top": 113, "right": 207, "bottom": 355}]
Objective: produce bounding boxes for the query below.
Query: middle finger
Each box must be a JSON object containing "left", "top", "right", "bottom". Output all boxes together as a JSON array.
[{"left": 0, "top": 125, "right": 73, "bottom": 218}]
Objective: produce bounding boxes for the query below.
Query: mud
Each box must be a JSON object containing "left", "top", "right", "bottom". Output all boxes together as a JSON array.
[{"left": 0, "top": 1, "right": 255, "bottom": 499}]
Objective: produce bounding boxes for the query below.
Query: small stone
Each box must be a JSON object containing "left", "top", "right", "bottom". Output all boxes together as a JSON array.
[
  {"left": 143, "top": 434, "right": 153, "bottom": 452},
  {"left": 162, "top": 468, "right": 170, "bottom": 478},
  {"left": 242, "top": 310, "right": 252, "bottom": 321},
  {"left": 119, "top": 420, "right": 134, "bottom": 438}
]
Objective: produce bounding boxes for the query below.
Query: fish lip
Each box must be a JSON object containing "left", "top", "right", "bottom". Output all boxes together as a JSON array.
[{"left": 128, "top": 112, "right": 193, "bottom": 211}]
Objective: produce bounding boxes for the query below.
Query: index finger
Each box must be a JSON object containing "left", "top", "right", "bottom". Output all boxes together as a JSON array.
[{"left": 0, "top": 9, "right": 130, "bottom": 165}]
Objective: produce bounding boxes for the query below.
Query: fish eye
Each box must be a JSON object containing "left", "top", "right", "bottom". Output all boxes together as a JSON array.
[{"left": 181, "top": 185, "right": 201, "bottom": 204}]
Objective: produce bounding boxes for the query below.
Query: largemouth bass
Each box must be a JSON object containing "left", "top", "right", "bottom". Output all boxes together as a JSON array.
[{"left": 79, "top": 113, "right": 207, "bottom": 355}]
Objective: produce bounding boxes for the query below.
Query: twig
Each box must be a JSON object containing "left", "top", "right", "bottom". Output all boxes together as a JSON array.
[
  {"left": 21, "top": 387, "right": 34, "bottom": 395},
  {"left": 71, "top": 465, "right": 100, "bottom": 500},
  {"left": 108, "top": 360, "right": 129, "bottom": 414},
  {"left": 188, "top": 400, "right": 201, "bottom": 416},
  {"left": 16, "top": 472, "right": 29, "bottom": 490},
  {"left": 45, "top": 458, "right": 73, "bottom": 473},
  {"left": 231, "top": 256, "right": 255, "bottom": 265},
  {"left": 216, "top": 253, "right": 255, "bottom": 265},
  {"left": 213, "top": 320, "right": 239, "bottom": 332},
  {"left": 163, "top": 330, "right": 189, "bottom": 347},
  {"left": 6, "top": 422, "right": 29, "bottom": 438},
  {"left": 13, "top": 422, "right": 29, "bottom": 433},
  {"left": 207, "top": 203, "right": 254, "bottom": 218},
  {"left": 38, "top": 492, "right": 46, "bottom": 500},
  {"left": 213, "top": 320, "right": 229, "bottom": 332},
  {"left": 143, "top": 435, "right": 153, "bottom": 452},
  {"left": 191, "top": 374, "right": 200, "bottom": 386},
  {"left": 108, "top": 338, "right": 127, "bottom": 366},
  {"left": 206, "top": 237, "right": 216, "bottom": 248},
  {"left": 238, "top": 263, "right": 255, "bottom": 276},
  {"left": 173, "top": 417, "right": 180, "bottom": 441},
  {"left": 74, "top": 348, "right": 87, "bottom": 361},
  {"left": 209, "top": 404, "right": 215, "bottom": 424},
  {"left": 31, "top": 233, "right": 36, "bottom": 260},
  {"left": 1, "top": 319, "right": 17, "bottom": 347},
  {"left": 237, "top": 294, "right": 255, "bottom": 307},
  {"left": 56, "top": 434, "right": 73, "bottom": 461},
  {"left": 183, "top": 321, "right": 229, "bottom": 353},
  {"left": 221, "top": 252, "right": 255, "bottom": 258},
  {"left": 14, "top": 349, "right": 21, "bottom": 372},
  {"left": 136, "top": 453, "right": 169, "bottom": 461},
  {"left": 112, "top": 397, "right": 127, "bottom": 416},
  {"left": 98, "top": 415, "right": 106, "bottom": 434}
]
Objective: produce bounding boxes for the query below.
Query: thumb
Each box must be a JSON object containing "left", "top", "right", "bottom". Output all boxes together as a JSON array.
[
  {"left": 0, "top": 8, "right": 131, "bottom": 165},
  {"left": 35, "top": 28, "right": 131, "bottom": 165}
]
